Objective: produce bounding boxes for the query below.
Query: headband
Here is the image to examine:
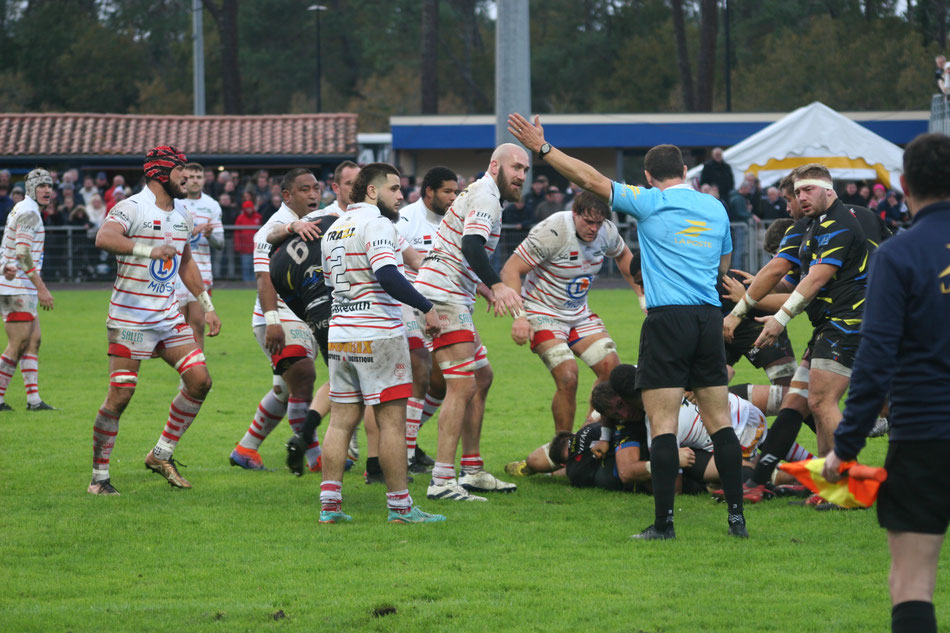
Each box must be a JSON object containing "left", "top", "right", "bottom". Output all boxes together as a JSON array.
[
  {"left": 144, "top": 145, "right": 187, "bottom": 183},
  {"left": 793, "top": 178, "right": 834, "bottom": 191}
]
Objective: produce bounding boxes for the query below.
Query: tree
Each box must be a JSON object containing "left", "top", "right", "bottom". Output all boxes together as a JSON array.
[
  {"left": 671, "top": 0, "right": 718, "bottom": 111},
  {"left": 421, "top": 0, "right": 439, "bottom": 114},
  {"left": 204, "top": 0, "right": 243, "bottom": 114}
]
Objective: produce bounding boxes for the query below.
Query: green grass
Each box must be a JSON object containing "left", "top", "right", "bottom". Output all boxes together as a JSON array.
[{"left": 0, "top": 288, "right": 943, "bottom": 633}]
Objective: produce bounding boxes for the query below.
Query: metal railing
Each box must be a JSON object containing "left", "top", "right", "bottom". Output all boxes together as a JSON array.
[
  {"left": 930, "top": 94, "right": 950, "bottom": 136},
  {"left": 41, "top": 219, "right": 771, "bottom": 283}
]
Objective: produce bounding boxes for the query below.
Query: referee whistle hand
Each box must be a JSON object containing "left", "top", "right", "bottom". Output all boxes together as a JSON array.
[
  {"left": 265, "top": 324, "right": 285, "bottom": 355},
  {"left": 821, "top": 450, "right": 844, "bottom": 482},
  {"left": 205, "top": 311, "right": 221, "bottom": 337}
]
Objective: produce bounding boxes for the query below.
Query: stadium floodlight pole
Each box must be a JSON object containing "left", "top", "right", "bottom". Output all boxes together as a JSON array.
[
  {"left": 724, "top": 0, "right": 732, "bottom": 112},
  {"left": 307, "top": 4, "right": 328, "bottom": 112},
  {"left": 495, "top": 0, "right": 532, "bottom": 196},
  {"left": 192, "top": 0, "right": 206, "bottom": 116}
]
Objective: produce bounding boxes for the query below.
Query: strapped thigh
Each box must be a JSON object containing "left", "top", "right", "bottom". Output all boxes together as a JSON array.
[
  {"left": 174, "top": 348, "right": 207, "bottom": 375},
  {"left": 438, "top": 356, "right": 476, "bottom": 379},
  {"left": 109, "top": 370, "right": 138, "bottom": 389},
  {"left": 577, "top": 337, "right": 617, "bottom": 368},
  {"left": 538, "top": 342, "right": 574, "bottom": 372}
]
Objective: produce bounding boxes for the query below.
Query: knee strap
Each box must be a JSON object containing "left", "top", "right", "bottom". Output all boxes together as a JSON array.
[
  {"left": 788, "top": 364, "right": 810, "bottom": 399},
  {"left": 174, "top": 349, "right": 207, "bottom": 375},
  {"left": 578, "top": 338, "right": 617, "bottom": 368},
  {"left": 473, "top": 345, "right": 490, "bottom": 370},
  {"left": 109, "top": 370, "right": 138, "bottom": 389},
  {"left": 766, "top": 385, "right": 786, "bottom": 416},
  {"left": 539, "top": 442, "right": 557, "bottom": 470},
  {"left": 539, "top": 342, "right": 574, "bottom": 372},
  {"left": 765, "top": 360, "right": 797, "bottom": 382},
  {"left": 438, "top": 356, "right": 476, "bottom": 379},
  {"left": 272, "top": 374, "right": 289, "bottom": 403}
]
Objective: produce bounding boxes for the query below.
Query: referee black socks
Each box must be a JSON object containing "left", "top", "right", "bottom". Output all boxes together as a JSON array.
[
  {"left": 711, "top": 427, "right": 744, "bottom": 518},
  {"left": 892, "top": 600, "right": 936, "bottom": 633},
  {"left": 650, "top": 433, "right": 678, "bottom": 530}
]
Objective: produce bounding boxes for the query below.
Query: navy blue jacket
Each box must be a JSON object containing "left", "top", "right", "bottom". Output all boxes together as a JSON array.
[{"left": 834, "top": 201, "right": 950, "bottom": 460}]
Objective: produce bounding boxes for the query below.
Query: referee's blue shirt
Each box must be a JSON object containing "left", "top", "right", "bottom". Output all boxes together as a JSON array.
[{"left": 611, "top": 181, "right": 732, "bottom": 308}]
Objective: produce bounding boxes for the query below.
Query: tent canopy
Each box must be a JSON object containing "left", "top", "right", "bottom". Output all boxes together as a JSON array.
[{"left": 687, "top": 102, "right": 905, "bottom": 192}]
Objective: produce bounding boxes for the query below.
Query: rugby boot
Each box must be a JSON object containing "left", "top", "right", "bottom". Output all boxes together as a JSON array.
[
  {"left": 286, "top": 435, "right": 306, "bottom": 477},
  {"left": 145, "top": 451, "right": 192, "bottom": 488},
  {"left": 414, "top": 445, "right": 435, "bottom": 467},
  {"left": 505, "top": 460, "right": 530, "bottom": 476},
  {"left": 387, "top": 506, "right": 446, "bottom": 523},
  {"left": 26, "top": 401, "right": 57, "bottom": 411},
  {"left": 459, "top": 469, "right": 517, "bottom": 493},
  {"left": 728, "top": 515, "right": 749, "bottom": 538},
  {"left": 229, "top": 445, "right": 266, "bottom": 470},
  {"left": 0, "top": 402, "right": 13, "bottom": 412},
  {"left": 319, "top": 510, "right": 352, "bottom": 524},
  {"left": 408, "top": 457, "right": 431, "bottom": 475},
  {"left": 711, "top": 481, "right": 774, "bottom": 504},
  {"left": 772, "top": 483, "right": 810, "bottom": 498},
  {"left": 427, "top": 478, "right": 487, "bottom": 501},
  {"left": 630, "top": 523, "right": 676, "bottom": 541},
  {"left": 87, "top": 478, "right": 120, "bottom": 496}
]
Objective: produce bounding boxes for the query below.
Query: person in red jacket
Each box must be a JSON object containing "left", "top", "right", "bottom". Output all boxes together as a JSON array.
[{"left": 234, "top": 200, "right": 261, "bottom": 282}]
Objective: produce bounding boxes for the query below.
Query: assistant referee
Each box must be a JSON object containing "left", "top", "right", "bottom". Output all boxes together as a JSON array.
[
  {"left": 822, "top": 133, "right": 950, "bottom": 633},
  {"left": 508, "top": 113, "right": 747, "bottom": 540}
]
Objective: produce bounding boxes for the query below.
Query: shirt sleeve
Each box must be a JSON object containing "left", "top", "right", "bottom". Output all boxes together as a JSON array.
[
  {"left": 603, "top": 221, "right": 625, "bottom": 259},
  {"left": 775, "top": 222, "right": 804, "bottom": 268},
  {"left": 253, "top": 222, "right": 274, "bottom": 273},
  {"left": 462, "top": 193, "right": 501, "bottom": 241},
  {"left": 721, "top": 222, "right": 733, "bottom": 256},
  {"left": 104, "top": 199, "right": 137, "bottom": 234},
  {"left": 514, "top": 219, "right": 561, "bottom": 267},
  {"left": 610, "top": 181, "right": 654, "bottom": 221},
  {"left": 834, "top": 246, "right": 906, "bottom": 460},
  {"left": 13, "top": 211, "right": 41, "bottom": 249},
  {"left": 210, "top": 200, "right": 225, "bottom": 245},
  {"left": 364, "top": 217, "right": 399, "bottom": 273}
]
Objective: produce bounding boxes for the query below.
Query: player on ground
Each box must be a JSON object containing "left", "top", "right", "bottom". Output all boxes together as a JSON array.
[
  {"left": 175, "top": 162, "right": 223, "bottom": 351},
  {"left": 502, "top": 191, "right": 639, "bottom": 434},
  {"left": 318, "top": 162, "right": 444, "bottom": 523},
  {"left": 229, "top": 169, "right": 319, "bottom": 472},
  {"left": 414, "top": 144, "right": 528, "bottom": 501},
  {"left": 395, "top": 166, "right": 459, "bottom": 472},
  {"left": 88, "top": 146, "right": 222, "bottom": 495},
  {"left": 0, "top": 169, "right": 56, "bottom": 411}
]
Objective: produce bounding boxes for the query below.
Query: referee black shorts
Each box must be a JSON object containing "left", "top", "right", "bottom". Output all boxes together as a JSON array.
[
  {"left": 636, "top": 305, "right": 728, "bottom": 391},
  {"left": 877, "top": 439, "right": 950, "bottom": 534}
]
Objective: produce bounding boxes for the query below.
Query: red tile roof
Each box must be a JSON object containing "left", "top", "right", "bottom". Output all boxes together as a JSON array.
[{"left": 0, "top": 113, "right": 358, "bottom": 158}]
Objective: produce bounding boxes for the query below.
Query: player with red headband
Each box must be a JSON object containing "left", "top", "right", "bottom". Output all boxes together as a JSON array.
[{"left": 87, "top": 145, "right": 222, "bottom": 495}]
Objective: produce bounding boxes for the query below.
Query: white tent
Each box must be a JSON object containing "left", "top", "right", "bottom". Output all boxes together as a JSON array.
[{"left": 687, "top": 101, "right": 905, "bottom": 192}]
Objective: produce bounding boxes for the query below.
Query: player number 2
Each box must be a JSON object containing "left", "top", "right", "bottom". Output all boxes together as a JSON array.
[{"left": 326, "top": 245, "right": 351, "bottom": 291}]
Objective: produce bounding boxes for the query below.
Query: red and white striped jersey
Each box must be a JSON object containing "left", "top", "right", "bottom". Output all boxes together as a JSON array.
[
  {"left": 515, "top": 211, "right": 625, "bottom": 320},
  {"left": 176, "top": 193, "right": 223, "bottom": 287},
  {"left": 414, "top": 174, "right": 502, "bottom": 306},
  {"left": 321, "top": 202, "right": 406, "bottom": 342},
  {"left": 105, "top": 188, "right": 192, "bottom": 329},
  {"left": 0, "top": 197, "right": 44, "bottom": 296},
  {"left": 395, "top": 199, "right": 441, "bottom": 282},
  {"left": 251, "top": 204, "right": 305, "bottom": 327},
  {"left": 647, "top": 394, "right": 760, "bottom": 453}
]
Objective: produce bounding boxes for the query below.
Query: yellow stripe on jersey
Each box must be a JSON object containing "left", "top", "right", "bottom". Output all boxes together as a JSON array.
[{"left": 821, "top": 220, "right": 836, "bottom": 228}]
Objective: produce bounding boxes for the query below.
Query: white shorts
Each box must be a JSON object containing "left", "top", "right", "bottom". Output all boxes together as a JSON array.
[
  {"left": 107, "top": 321, "right": 195, "bottom": 360},
  {"left": 402, "top": 303, "right": 430, "bottom": 352},
  {"left": 253, "top": 321, "right": 316, "bottom": 369},
  {"left": 0, "top": 294, "right": 37, "bottom": 322},
  {"left": 737, "top": 406, "right": 768, "bottom": 460},
  {"left": 527, "top": 309, "right": 607, "bottom": 349},
  {"left": 414, "top": 301, "right": 477, "bottom": 350},
  {"left": 327, "top": 335, "right": 412, "bottom": 406}
]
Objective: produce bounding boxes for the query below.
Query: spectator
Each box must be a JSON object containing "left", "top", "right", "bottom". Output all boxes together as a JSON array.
[
  {"left": 878, "top": 190, "right": 907, "bottom": 231},
  {"left": 233, "top": 200, "right": 261, "bottom": 282},
  {"left": 741, "top": 172, "right": 761, "bottom": 205},
  {"left": 222, "top": 179, "right": 237, "bottom": 201},
  {"left": 104, "top": 175, "right": 125, "bottom": 206},
  {"left": 858, "top": 184, "right": 872, "bottom": 207},
  {"left": 86, "top": 194, "right": 107, "bottom": 228},
  {"left": 534, "top": 185, "right": 566, "bottom": 222},
  {"left": 707, "top": 184, "right": 728, "bottom": 213},
  {"left": 399, "top": 174, "right": 413, "bottom": 200},
  {"left": 940, "top": 61, "right": 950, "bottom": 97},
  {"left": 211, "top": 170, "right": 230, "bottom": 198},
  {"left": 203, "top": 169, "right": 216, "bottom": 196},
  {"left": 68, "top": 205, "right": 91, "bottom": 228},
  {"left": 106, "top": 186, "right": 126, "bottom": 211},
  {"left": 502, "top": 199, "right": 534, "bottom": 230},
  {"left": 218, "top": 192, "right": 237, "bottom": 224},
  {"left": 937, "top": 54, "right": 948, "bottom": 88},
  {"left": 406, "top": 189, "right": 421, "bottom": 204},
  {"left": 524, "top": 175, "right": 548, "bottom": 217},
  {"left": 253, "top": 170, "right": 270, "bottom": 199},
  {"left": 727, "top": 183, "right": 753, "bottom": 271},
  {"left": 839, "top": 181, "right": 865, "bottom": 206},
  {"left": 257, "top": 193, "right": 282, "bottom": 223},
  {"left": 757, "top": 186, "right": 787, "bottom": 219},
  {"left": 0, "top": 169, "right": 10, "bottom": 189},
  {"left": 94, "top": 171, "right": 109, "bottom": 194},
  {"left": 57, "top": 186, "right": 79, "bottom": 220},
  {"left": 0, "top": 183, "right": 13, "bottom": 225},
  {"left": 78, "top": 175, "right": 99, "bottom": 206},
  {"left": 700, "top": 147, "right": 735, "bottom": 198},
  {"left": 10, "top": 185, "right": 24, "bottom": 205},
  {"left": 868, "top": 183, "right": 887, "bottom": 210}
]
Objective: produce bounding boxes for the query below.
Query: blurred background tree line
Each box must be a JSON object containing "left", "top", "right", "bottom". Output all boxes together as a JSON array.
[{"left": 0, "top": 0, "right": 946, "bottom": 129}]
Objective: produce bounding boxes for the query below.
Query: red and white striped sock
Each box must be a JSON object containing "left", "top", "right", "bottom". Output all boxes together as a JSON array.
[
  {"left": 460, "top": 453, "right": 483, "bottom": 474},
  {"left": 386, "top": 489, "right": 412, "bottom": 514},
  {"left": 287, "top": 397, "right": 308, "bottom": 436},
  {"left": 320, "top": 480, "right": 343, "bottom": 512},
  {"left": 92, "top": 408, "right": 120, "bottom": 481},
  {"left": 420, "top": 393, "right": 443, "bottom": 427},
  {"left": 238, "top": 390, "right": 287, "bottom": 450},
  {"left": 19, "top": 354, "right": 40, "bottom": 405},
  {"left": 786, "top": 443, "right": 814, "bottom": 463},
  {"left": 0, "top": 354, "right": 17, "bottom": 403},
  {"left": 153, "top": 390, "right": 204, "bottom": 460},
  {"left": 432, "top": 462, "right": 455, "bottom": 483},
  {"left": 406, "top": 397, "right": 424, "bottom": 461}
]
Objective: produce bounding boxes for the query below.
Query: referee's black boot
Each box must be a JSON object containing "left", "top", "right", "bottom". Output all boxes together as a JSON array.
[
  {"left": 727, "top": 515, "right": 749, "bottom": 538},
  {"left": 630, "top": 523, "right": 675, "bottom": 541}
]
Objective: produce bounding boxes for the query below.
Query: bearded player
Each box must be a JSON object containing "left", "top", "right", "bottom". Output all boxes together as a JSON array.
[
  {"left": 174, "top": 162, "right": 223, "bottom": 351},
  {"left": 88, "top": 146, "right": 221, "bottom": 495},
  {"left": 0, "top": 168, "right": 56, "bottom": 411},
  {"left": 500, "top": 191, "right": 638, "bottom": 434}
]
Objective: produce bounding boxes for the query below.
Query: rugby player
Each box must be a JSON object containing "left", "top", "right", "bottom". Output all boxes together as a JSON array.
[
  {"left": 229, "top": 169, "right": 320, "bottom": 472},
  {"left": 318, "top": 162, "right": 444, "bottom": 523},
  {"left": 174, "top": 162, "right": 223, "bottom": 351},
  {"left": 395, "top": 166, "right": 459, "bottom": 471},
  {"left": 88, "top": 146, "right": 222, "bottom": 495},
  {"left": 509, "top": 114, "right": 747, "bottom": 540},
  {"left": 0, "top": 168, "right": 56, "bottom": 411},
  {"left": 500, "top": 191, "right": 637, "bottom": 434},
  {"left": 413, "top": 145, "right": 528, "bottom": 501}
]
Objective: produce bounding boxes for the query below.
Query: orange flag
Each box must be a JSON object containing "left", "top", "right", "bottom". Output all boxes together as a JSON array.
[{"left": 778, "top": 459, "right": 887, "bottom": 508}]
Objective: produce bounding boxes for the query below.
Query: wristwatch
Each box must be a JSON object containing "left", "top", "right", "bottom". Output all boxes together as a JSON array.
[{"left": 538, "top": 143, "right": 552, "bottom": 160}]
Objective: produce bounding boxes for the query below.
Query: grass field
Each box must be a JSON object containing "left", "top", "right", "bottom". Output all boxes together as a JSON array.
[{"left": 0, "top": 287, "right": 944, "bottom": 633}]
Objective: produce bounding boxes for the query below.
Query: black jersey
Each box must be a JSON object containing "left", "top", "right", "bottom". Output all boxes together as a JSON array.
[
  {"left": 269, "top": 215, "right": 338, "bottom": 322},
  {"left": 841, "top": 202, "right": 892, "bottom": 248},
  {"left": 799, "top": 200, "right": 872, "bottom": 330},
  {"left": 775, "top": 216, "right": 811, "bottom": 285},
  {"left": 565, "top": 421, "right": 647, "bottom": 488}
]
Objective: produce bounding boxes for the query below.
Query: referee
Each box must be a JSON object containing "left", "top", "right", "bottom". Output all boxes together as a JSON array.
[
  {"left": 508, "top": 113, "right": 747, "bottom": 540},
  {"left": 822, "top": 133, "right": 950, "bottom": 633}
]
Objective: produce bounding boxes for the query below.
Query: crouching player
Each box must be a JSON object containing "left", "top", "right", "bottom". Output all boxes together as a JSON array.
[
  {"left": 88, "top": 146, "right": 221, "bottom": 495},
  {"left": 500, "top": 191, "right": 638, "bottom": 433},
  {"left": 318, "top": 162, "right": 444, "bottom": 524}
]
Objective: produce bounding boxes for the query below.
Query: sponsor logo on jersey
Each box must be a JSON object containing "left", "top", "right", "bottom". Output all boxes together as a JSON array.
[
  {"left": 566, "top": 275, "right": 593, "bottom": 300},
  {"left": 424, "top": 235, "right": 432, "bottom": 245},
  {"left": 147, "top": 256, "right": 179, "bottom": 293},
  {"left": 153, "top": 220, "right": 162, "bottom": 231},
  {"left": 674, "top": 220, "right": 712, "bottom": 248},
  {"left": 328, "top": 341, "right": 373, "bottom": 354},
  {"left": 395, "top": 363, "right": 408, "bottom": 380},
  {"left": 332, "top": 301, "right": 372, "bottom": 314},
  {"left": 569, "top": 251, "right": 578, "bottom": 261},
  {"left": 190, "top": 231, "right": 202, "bottom": 247}
]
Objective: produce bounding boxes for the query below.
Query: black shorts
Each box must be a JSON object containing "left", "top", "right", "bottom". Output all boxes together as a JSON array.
[
  {"left": 636, "top": 305, "right": 728, "bottom": 390},
  {"left": 725, "top": 318, "right": 795, "bottom": 369},
  {"left": 306, "top": 303, "right": 331, "bottom": 366},
  {"left": 877, "top": 440, "right": 950, "bottom": 534},
  {"left": 808, "top": 320, "right": 860, "bottom": 374}
]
